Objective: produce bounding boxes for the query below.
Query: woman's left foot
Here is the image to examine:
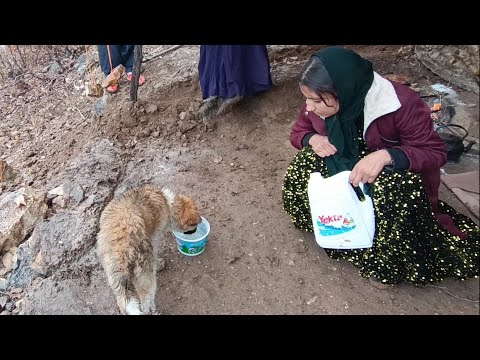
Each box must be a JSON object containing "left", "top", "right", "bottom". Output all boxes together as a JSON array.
[{"left": 216, "top": 96, "right": 243, "bottom": 116}]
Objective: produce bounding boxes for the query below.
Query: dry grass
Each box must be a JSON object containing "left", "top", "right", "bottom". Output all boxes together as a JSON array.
[{"left": 0, "top": 45, "right": 85, "bottom": 82}]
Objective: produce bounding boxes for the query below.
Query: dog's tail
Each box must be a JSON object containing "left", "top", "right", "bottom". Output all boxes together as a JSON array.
[
  {"left": 117, "top": 275, "right": 142, "bottom": 315},
  {"left": 103, "top": 262, "right": 143, "bottom": 315},
  {"left": 97, "top": 241, "right": 143, "bottom": 315}
]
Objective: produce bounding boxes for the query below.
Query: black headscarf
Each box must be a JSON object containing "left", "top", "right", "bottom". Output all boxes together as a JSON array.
[{"left": 311, "top": 47, "right": 374, "bottom": 176}]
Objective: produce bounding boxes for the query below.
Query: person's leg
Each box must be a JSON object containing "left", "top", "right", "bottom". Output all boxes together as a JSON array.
[
  {"left": 282, "top": 146, "right": 326, "bottom": 232},
  {"left": 196, "top": 45, "right": 225, "bottom": 116},
  {"left": 98, "top": 45, "right": 122, "bottom": 93},
  {"left": 215, "top": 45, "right": 273, "bottom": 116},
  {"left": 120, "top": 45, "right": 135, "bottom": 73},
  {"left": 122, "top": 45, "right": 145, "bottom": 86},
  {"left": 198, "top": 45, "right": 227, "bottom": 100},
  {"left": 215, "top": 95, "right": 244, "bottom": 116},
  {"left": 97, "top": 45, "right": 123, "bottom": 75},
  {"left": 222, "top": 45, "right": 273, "bottom": 98}
]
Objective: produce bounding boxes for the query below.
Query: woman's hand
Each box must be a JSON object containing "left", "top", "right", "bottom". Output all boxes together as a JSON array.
[
  {"left": 349, "top": 150, "right": 392, "bottom": 187},
  {"left": 309, "top": 134, "right": 337, "bottom": 158}
]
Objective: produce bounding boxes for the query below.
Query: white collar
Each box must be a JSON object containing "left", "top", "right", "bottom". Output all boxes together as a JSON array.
[{"left": 363, "top": 72, "right": 401, "bottom": 137}]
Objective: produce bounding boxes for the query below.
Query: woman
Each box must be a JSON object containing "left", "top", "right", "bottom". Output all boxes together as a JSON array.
[
  {"left": 282, "top": 46, "right": 478, "bottom": 286},
  {"left": 198, "top": 45, "right": 273, "bottom": 116},
  {"left": 98, "top": 45, "right": 146, "bottom": 94}
]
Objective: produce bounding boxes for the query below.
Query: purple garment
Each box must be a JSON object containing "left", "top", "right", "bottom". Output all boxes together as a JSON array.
[
  {"left": 199, "top": 45, "right": 273, "bottom": 100},
  {"left": 289, "top": 80, "right": 465, "bottom": 238}
]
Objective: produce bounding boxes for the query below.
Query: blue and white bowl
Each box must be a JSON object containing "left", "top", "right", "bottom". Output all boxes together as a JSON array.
[{"left": 172, "top": 217, "right": 210, "bottom": 256}]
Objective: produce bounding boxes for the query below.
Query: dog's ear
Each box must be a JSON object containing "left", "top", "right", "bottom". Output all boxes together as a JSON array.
[{"left": 174, "top": 195, "right": 201, "bottom": 229}]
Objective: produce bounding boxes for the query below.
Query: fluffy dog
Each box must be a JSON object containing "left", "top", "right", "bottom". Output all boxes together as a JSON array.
[{"left": 96, "top": 185, "right": 201, "bottom": 315}]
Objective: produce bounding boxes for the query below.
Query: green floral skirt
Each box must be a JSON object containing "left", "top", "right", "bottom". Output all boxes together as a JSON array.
[{"left": 282, "top": 147, "right": 479, "bottom": 285}]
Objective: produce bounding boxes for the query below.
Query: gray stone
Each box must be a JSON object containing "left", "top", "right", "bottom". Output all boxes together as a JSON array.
[
  {"left": 415, "top": 45, "right": 479, "bottom": 94},
  {"left": 75, "top": 53, "right": 87, "bottom": 75},
  {"left": 0, "top": 187, "right": 48, "bottom": 254},
  {"left": 92, "top": 94, "right": 108, "bottom": 115}
]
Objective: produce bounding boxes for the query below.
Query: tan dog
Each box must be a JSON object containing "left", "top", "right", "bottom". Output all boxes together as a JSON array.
[{"left": 96, "top": 185, "right": 201, "bottom": 315}]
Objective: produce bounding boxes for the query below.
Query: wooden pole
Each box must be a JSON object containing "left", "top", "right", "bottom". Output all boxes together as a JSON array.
[
  {"left": 130, "top": 45, "right": 143, "bottom": 102},
  {"left": 143, "top": 45, "right": 184, "bottom": 63}
]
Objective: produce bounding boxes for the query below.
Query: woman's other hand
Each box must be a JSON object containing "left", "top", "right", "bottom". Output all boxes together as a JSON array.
[
  {"left": 309, "top": 134, "right": 337, "bottom": 158},
  {"left": 349, "top": 150, "right": 392, "bottom": 186}
]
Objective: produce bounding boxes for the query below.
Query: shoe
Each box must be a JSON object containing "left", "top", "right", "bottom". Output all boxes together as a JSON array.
[
  {"left": 216, "top": 95, "right": 243, "bottom": 116},
  {"left": 126, "top": 72, "right": 145, "bottom": 86},
  {"left": 197, "top": 96, "right": 220, "bottom": 118},
  {"left": 106, "top": 83, "right": 119, "bottom": 94}
]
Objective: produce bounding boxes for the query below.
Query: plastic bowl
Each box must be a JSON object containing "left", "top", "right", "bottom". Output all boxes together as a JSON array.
[{"left": 172, "top": 217, "right": 210, "bottom": 256}]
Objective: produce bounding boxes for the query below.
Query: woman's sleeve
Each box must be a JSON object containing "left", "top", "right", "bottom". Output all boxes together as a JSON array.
[
  {"left": 392, "top": 95, "right": 447, "bottom": 172},
  {"left": 290, "top": 104, "right": 326, "bottom": 150}
]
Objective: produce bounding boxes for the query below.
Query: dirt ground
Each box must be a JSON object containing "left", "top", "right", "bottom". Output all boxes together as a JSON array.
[{"left": 0, "top": 45, "right": 478, "bottom": 315}]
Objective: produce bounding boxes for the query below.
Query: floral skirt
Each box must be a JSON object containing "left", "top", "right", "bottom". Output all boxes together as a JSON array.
[{"left": 282, "top": 147, "right": 479, "bottom": 285}]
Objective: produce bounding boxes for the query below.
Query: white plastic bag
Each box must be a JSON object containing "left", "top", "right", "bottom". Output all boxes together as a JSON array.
[{"left": 308, "top": 171, "right": 375, "bottom": 249}]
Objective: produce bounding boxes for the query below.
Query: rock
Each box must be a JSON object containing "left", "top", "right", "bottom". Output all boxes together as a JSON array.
[
  {"left": 0, "top": 160, "right": 17, "bottom": 183},
  {"left": 92, "top": 94, "right": 108, "bottom": 115},
  {"left": 8, "top": 212, "right": 99, "bottom": 289},
  {"left": 415, "top": 45, "right": 479, "bottom": 94},
  {"left": 41, "top": 64, "right": 51, "bottom": 73},
  {"left": 181, "top": 122, "right": 196, "bottom": 134},
  {"left": 179, "top": 111, "right": 187, "bottom": 120},
  {"left": 48, "top": 62, "right": 61, "bottom": 76},
  {"left": 20, "top": 274, "right": 116, "bottom": 315},
  {"left": 0, "top": 296, "right": 7, "bottom": 310},
  {"left": 101, "top": 64, "right": 125, "bottom": 88},
  {"left": 48, "top": 183, "right": 84, "bottom": 207},
  {"left": 14, "top": 195, "right": 26, "bottom": 207},
  {"left": 0, "top": 187, "right": 48, "bottom": 254},
  {"left": 383, "top": 74, "right": 412, "bottom": 85},
  {"left": 157, "top": 257, "right": 166, "bottom": 272},
  {"left": 146, "top": 104, "right": 158, "bottom": 114},
  {"left": 52, "top": 196, "right": 67, "bottom": 208},
  {"left": 1, "top": 247, "right": 18, "bottom": 274},
  {"left": 74, "top": 53, "right": 87, "bottom": 75},
  {"left": 30, "top": 252, "right": 47, "bottom": 276},
  {"left": 83, "top": 194, "right": 97, "bottom": 209},
  {"left": 12, "top": 299, "right": 23, "bottom": 314},
  {"left": 5, "top": 302, "right": 13, "bottom": 312},
  {"left": 48, "top": 185, "right": 65, "bottom": 197},
  {"left": 69, "top": 184, "right": 84, "bottom": 205},
  {"left": 138, "top": 129, "right": 151, "bottom": 138}
]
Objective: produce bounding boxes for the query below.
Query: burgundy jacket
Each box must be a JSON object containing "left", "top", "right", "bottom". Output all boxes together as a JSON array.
[{"left": 290, "top": 81, "right": 462, "bottom": 237}]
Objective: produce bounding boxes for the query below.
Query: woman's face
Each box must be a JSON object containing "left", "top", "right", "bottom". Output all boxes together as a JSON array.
[{"left": 300, "top": 84, "right": 339, "bottom": 119}]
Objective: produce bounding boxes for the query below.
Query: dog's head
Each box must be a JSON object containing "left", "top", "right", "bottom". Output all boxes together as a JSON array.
[{"left": 171, "top": 194, "right": 202, "bottom": 233}]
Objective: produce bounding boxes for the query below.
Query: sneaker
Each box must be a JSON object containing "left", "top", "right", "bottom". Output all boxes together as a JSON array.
[{"left": 126, "top": 72, "right": 145, "bottom": 86}]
